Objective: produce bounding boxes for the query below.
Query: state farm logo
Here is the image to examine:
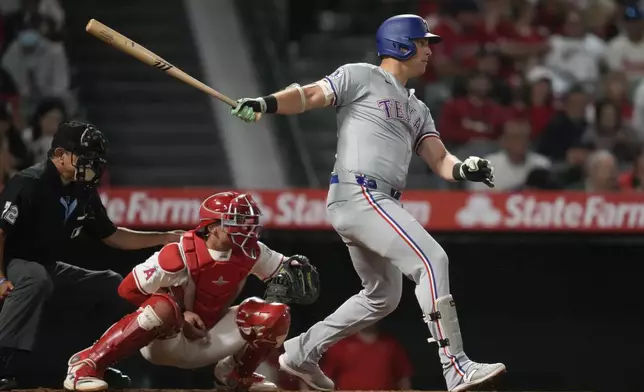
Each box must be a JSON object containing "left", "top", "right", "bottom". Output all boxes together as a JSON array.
[
  {"left": 455, "top": 193, "right": 644, "bottom": 230},
  {"left": 456, "top": 194, "right": 502, "bottom": 227}
]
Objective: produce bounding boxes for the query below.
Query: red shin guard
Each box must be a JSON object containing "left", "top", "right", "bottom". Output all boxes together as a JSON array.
[{"left": 80, "top": 293, "right": 182, "bottom": 372}]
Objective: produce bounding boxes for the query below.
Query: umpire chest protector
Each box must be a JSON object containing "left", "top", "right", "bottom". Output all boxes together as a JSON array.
[{"left": 178, "top": 232, "right": 257, "bottom": 328}]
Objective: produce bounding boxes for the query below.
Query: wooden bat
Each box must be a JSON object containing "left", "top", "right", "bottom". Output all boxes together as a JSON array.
[{"left": 85, "top": 19, "right": 238, "bottom": 108}]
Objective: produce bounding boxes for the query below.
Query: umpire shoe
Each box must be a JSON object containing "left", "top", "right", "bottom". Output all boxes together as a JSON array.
[
  {"left": 104, "top": 367, "right": 131, "bottom": 390},
  {"left": 278, "top": 353, "right": 334, "bottom": 392},
  {"left": 0, "top": 376, "right": 18, "bottom": 391},
  {"left": 450, "top": 362, "right": 506, "bottom": 392}
]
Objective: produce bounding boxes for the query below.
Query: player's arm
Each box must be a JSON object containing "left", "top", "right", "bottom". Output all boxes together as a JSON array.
[
  {"left": 231, "top": 64, "right": 368, "bottom": 122},
  {"left": 416, "top": 108, "right": 495, "bottom": 188},
  {"left": 417, "top": 136, "right": 462, "bottom": 182},
  {"left": 118, "top": 243, "right": 188, "bottom": 306},
  {"left": 251, "top": 242, "right": 287, "bottom": 282},
  {"left": 417, "top": 136, "right": 495, "bottom": 188},
  {"left": 270, "top": 82, "right": 331, "bottom": 114},
  {"left": 85, "top": 188, "right": 182, "bottom": 250},
  {"left": 102, "top": 227, "right": 180, "bottom": 250}
]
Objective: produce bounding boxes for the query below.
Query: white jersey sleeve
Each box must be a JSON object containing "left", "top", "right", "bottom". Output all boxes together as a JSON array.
[
  {"left": 132, "top": 243, "right": 190, "bottom": 295},
  {"left": 251, "top": 241, "right": 286, "bottom": 281},
  {"left": 324, "top": 63, "right": 372, "bottom": 107},
  {"left": 414, "top": 102, "right": 441, "bottom": 154}
]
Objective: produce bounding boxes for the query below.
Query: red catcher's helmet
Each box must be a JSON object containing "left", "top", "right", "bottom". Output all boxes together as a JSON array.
[{"left": 198, "top": 191, "right": 262, "bottom": 258}]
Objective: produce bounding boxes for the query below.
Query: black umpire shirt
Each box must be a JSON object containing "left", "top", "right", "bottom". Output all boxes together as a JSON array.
[{"left": 0, "top": 160, "right": 117, "bottom": 265}]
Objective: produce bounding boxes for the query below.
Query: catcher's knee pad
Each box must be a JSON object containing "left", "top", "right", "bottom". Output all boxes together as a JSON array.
[
  {"left": 236, "top": 297, "right": 291, "bottom": 347},
  {"left": 424, "top": 294, "right": 464, "bottom": 354},
  {"left": 138, "top": 293, "right": 182, "bottom": 332}
]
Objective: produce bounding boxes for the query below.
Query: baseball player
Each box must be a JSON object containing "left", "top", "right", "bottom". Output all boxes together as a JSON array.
[
  {"left": 63, "top": 191, "right": 321, "bottom": 392},
  {"left": 230, "top": 14, "right": 505, "bottom": 392}
]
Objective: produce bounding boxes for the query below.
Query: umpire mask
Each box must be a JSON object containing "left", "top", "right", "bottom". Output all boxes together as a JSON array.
[{"left": 50, "top": 121, "right": 108, "bottom": 185}]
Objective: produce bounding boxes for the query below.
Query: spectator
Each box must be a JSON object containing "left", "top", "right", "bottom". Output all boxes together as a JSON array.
[
  {"left": 607, "top": 4, "right": 644, "bottom": 86},
  {"left": 3, "top": 0, "right": 64, "bottom": 45},
  {"left": 427, "top": 0, "right": 488, "bottom": 81},
  {"left": 468, "top": 119, "right": 551, "bottom": 192},
  {"left": 600, "top": 71, "right": 634, "bottom": 122},
  {"left": 21, "top": 97, "right": 65, "bottom": 162},
  {"left": 1, "top": 22, "right": 70, "bottom": 118},
  {"left": 543, "top": 9, "right": 607, "bottom": 95},
  {"left": 474, "top": 46, "right": 513, "bottom": 105},
  {"left": 320, "top": 323, "right": 413, "bottom": 391},
  {"left": 534, "top": 0, "right": 568, "bottom": 35},
  {"left": 618, "top": 149, "right": 644, "bottom": 191},
  {"left": 537, "top": 85, "right": 592, "bottom": 163},
  {"left": 507, "top": 0, "right": 550, "bottom": 61},
  {"left": 0, "top": 101, "right": 31, "bottom": 171},
  {"left": 422, "top": 0, "right": 489, "bottom": 111},
  {"left": 439, "top": 72, "right": 508, "bottom": 145},
  {"left": 582, "top": 100, "right": 640, "bottom": 164},
  {"left": 0, "top": 65, "right": 20, "bottom": 127},
  {"left": 572, "top": 149, "right": 620, "bottom": 191},
  {"left": 517, "top": 75, "right": 557, "bottom": 139}
]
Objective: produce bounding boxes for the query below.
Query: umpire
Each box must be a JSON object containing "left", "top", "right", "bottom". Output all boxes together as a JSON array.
[{"left": 0, "top": 121, "right": 181, "bottom": 389}]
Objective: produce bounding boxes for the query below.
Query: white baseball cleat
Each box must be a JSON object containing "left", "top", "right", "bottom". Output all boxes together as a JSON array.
[
  {"left": 278, "top": 353, "right": 334, "bottom": 391},
  {"left": 450, "top": 362, "right": 506, "bottom": 392},
  {"left": 63, "top": 349, "right": 108, "bottom": 392}
]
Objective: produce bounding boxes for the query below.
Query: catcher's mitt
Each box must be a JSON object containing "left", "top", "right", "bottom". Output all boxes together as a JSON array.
[{"left": 264, "top": 255, "right": 320, "bottom": 305}]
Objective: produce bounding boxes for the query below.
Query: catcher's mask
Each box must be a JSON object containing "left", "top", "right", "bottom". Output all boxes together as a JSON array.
[
  {"left": 197, "top": 192, "right": 262, "bottom": 259},
  {"left": 49, "top": 121, "right": 108, "bottom": 185}
]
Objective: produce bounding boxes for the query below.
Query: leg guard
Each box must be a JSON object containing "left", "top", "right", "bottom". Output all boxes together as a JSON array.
[
  {"left": 425, "top": 295, "right": 464, "bottom": 354},
  {"left": 215, "top": 297, "right": 289, "bottom": 391},
  {"left": 64, "top": 294, "right": 181, "bottom": 391}
]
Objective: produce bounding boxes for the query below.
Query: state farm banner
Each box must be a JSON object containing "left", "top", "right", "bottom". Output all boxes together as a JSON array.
[{"left": 98, "top": 188, "right": 644, "bottom": 232}]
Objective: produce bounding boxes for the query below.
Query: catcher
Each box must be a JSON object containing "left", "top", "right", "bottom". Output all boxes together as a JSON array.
[{"left": 63, "top": 191, "right": 320, "bottom": 392}]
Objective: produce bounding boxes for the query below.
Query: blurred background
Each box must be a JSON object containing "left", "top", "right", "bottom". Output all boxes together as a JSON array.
[{"left": 1, "top": 0, "right": 643, "bottom": 391}]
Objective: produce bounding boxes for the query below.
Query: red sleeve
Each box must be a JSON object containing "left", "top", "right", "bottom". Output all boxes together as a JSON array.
[
  {"left": 439, "top": 99, "right": 473, "bottom": 144},
  {"left": 118, "top": 273, "right": 149, "bottom": 306},
  {"left": 390, "top": 338, "right": 414, "bottom": 381}
]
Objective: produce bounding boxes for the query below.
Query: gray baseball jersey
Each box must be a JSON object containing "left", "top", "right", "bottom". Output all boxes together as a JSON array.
[{"left": 325, "top": 62, "right": 440, "bottom": 190}]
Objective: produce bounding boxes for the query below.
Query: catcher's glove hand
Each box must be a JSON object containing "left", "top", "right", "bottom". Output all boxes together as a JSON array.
[
  {"left": 454, "top": 156, "right": 495, "bottom": 188},
  {"left": 264, "top": 255, "right": 320, "bottom": 305}
]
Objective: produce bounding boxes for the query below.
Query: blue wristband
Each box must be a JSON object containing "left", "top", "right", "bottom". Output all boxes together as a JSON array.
[{"left": 0, "top": 278, "right": 6, "bottom": 285}]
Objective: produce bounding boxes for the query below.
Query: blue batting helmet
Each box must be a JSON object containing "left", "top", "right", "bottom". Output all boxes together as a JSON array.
[{"left": 376, "top": 14, "right": 441, "bottom": 61}]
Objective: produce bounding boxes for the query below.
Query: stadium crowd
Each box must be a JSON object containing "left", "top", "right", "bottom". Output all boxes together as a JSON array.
[
  {"left": 0, "top": 0, "right": 87, "bottom": 187},
  {"left": 417, "top": 0, "right": 644, "bottom": 193}
]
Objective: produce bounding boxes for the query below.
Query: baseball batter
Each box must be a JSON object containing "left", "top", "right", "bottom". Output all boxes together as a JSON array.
[{"left": 231, "top": 14, "right": 505, "bottom": 392}]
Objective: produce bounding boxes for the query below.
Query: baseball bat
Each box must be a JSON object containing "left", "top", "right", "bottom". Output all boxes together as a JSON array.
[{"left": 85, "top": 19, "right": 238, "bottom": 108}]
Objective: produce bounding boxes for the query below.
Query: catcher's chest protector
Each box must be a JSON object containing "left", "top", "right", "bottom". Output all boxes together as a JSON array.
[{"left": 180, "top": 232, "right": 257, "bottom": 329}]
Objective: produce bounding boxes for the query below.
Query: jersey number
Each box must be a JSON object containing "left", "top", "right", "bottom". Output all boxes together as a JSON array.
[{"left": 2, "top": 202, "right": 18, "bottom": 225}]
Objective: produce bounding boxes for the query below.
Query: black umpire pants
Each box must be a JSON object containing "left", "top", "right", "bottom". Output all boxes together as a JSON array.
[{"left": 0, "top": 258, "right": 129, "bottom": 352}]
